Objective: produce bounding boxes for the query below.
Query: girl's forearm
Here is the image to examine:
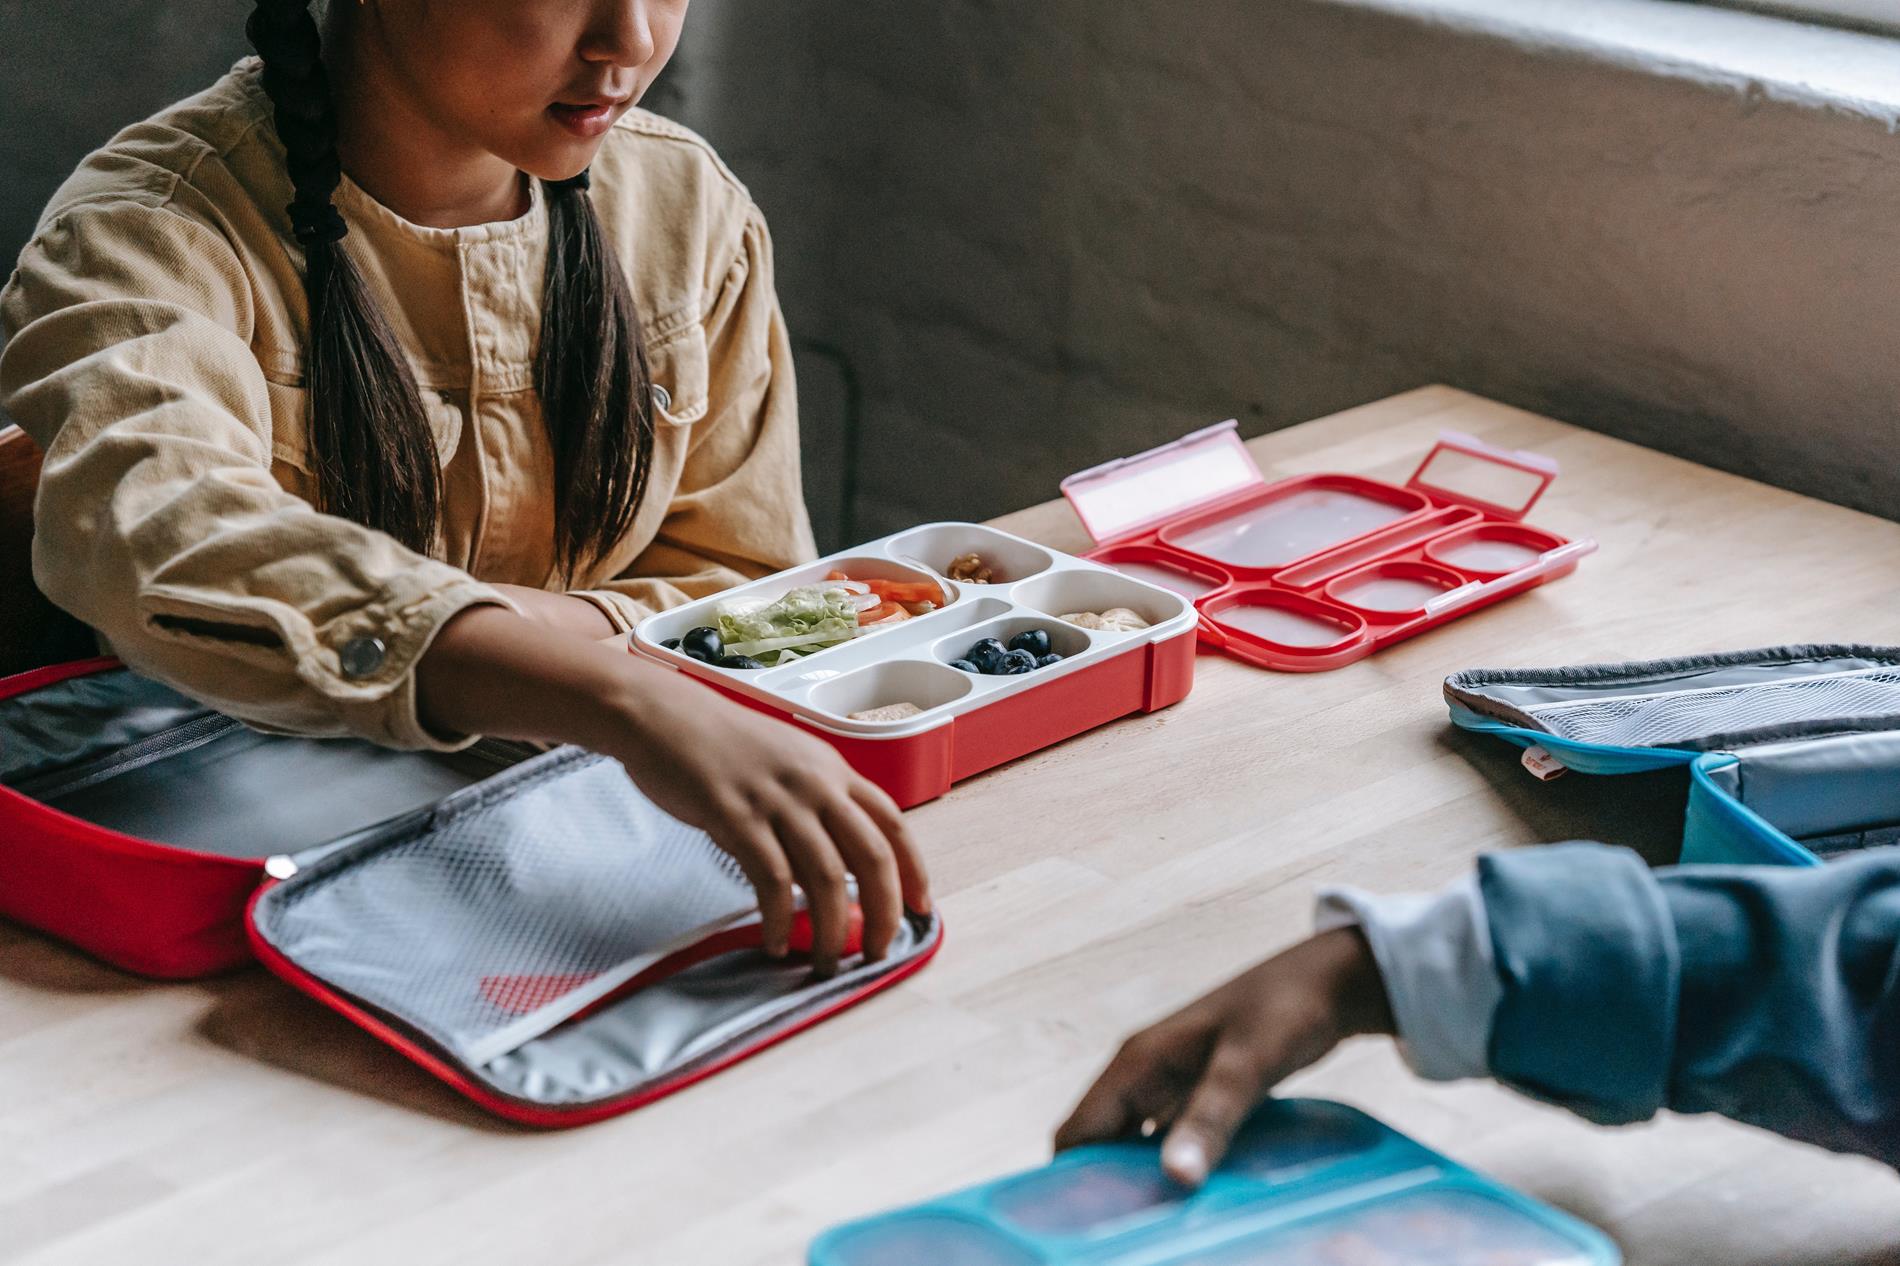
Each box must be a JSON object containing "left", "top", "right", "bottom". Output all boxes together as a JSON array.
[
  {"left": 488, "top": 582, "right": 620, "bottom": 639},
  {"left": 415, "top": 602, "right": 669, "bottom": 749}
]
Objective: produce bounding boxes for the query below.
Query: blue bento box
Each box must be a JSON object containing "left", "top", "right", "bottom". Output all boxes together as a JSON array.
[
  {"left": 1445, "top": 644, "right": 1900, "bottom": 868},
  {"left": 809, "top": 1098, "right": 1618, "bottom": 1265}
]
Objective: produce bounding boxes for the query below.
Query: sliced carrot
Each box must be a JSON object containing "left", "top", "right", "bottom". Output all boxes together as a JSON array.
[
  {"left": 860, "top": 578, "right": 942, "bottom": 604},
  {"left": 829, "top": 571, "right": 943, "bottom": 606}
]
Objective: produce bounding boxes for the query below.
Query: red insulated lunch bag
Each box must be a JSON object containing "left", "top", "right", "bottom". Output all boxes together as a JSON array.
[{"left": 0, "top": 657, "right": 940, "bottom": 1125}]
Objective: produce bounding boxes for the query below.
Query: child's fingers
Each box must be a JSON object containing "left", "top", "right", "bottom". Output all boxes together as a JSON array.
[
  {"left": 822, "top": 795, "right": 902, "bottom": 962},
  {"left": 1055, "top": 1021, "right": 1204, "bottom": 1151},
  {"left": 851, "top": 780, "right": 932, "bottom": 916},
  {"left": 775, "top": 809, "right": 853, "bottom": 979},
  {"left": 1054, "top": 1065, "right": 1141, "bottom": 1152},
  {"left": 726, "top": 825, "right": 795, "bottom": 959},
  {"left": 1160, "top": 1039, "right": 1271, "bottom": 1188}
]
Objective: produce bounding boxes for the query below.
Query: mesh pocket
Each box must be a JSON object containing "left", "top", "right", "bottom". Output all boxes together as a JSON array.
[
  {"left": 1526, "top": 670, "right": 1900, "bottom": 749},
  {"left": 252, "top": 752, "right": 755, "bottom": 1065}
]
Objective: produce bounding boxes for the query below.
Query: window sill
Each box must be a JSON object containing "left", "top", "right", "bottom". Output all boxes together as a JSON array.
[{"left": 1338, "top": 0, "right": 1900, "bottom": 128}]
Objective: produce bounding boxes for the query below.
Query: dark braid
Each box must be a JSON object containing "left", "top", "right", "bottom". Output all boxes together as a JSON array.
[
  {"left": 538, "top": 170, "right": 657, "bottom": 578},
  {"left": 247, "top": 3, "right": 657, "bottom": 575},
  {"left": 248, "top": 0, "right": 439, "bottom": 553}
]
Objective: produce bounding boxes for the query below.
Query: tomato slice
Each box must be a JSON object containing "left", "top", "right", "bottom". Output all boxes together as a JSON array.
[
  {"left": 888, "top": 582, "right": 944, "bottom": 604},
  {"left": 828, "top": 572, "right": 943, "bottom": 606}
]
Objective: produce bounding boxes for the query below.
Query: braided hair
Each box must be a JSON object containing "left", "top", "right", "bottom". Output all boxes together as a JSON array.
[{"left": 247, "top": 1, "right": 657, "bottom": 576}]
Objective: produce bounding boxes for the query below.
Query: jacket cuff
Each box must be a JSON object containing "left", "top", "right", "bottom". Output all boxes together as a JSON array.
[
  {"left": 143, "top": 564, "right": 520, "bottom": 751},
  {"left": 1316, "top": 875, "right": 1500, "bottom": 1081},
  {"left": 568, "top": 587, "right": 649, "bottom": 637},
  {"left": 1479, "top": 844, "right": 1680, "bottom": 1124}
]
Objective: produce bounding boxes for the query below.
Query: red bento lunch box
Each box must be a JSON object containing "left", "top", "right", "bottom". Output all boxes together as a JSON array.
[
  {"left": 1062, "top": 421, "right": 1597, "bottom": 671},
  {"left": 630, "top": 523, "right": 1203, "bottom": 809}
]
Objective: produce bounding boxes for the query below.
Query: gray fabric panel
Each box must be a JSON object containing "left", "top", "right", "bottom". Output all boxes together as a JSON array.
[
  {"left": 252, "top": 748, "right": 940, "bottom": 1109},
  {"left": 0, "top": 669, "right": 211, "bottom": 786},
  {"left": 37, "top": 727, "right": 508, "bottom": 857},
  {"left": 252, "top": 750, "right": 756, "bottom": 1063},
  {"left": 1444, "top": 645, "right": 1900, "bottom": 750},
  {"left": 1804, "top": 825, "right": 1900, "bottom": 859},
  {"left": 482, "top": 915, "right": 938, "bottom": 1107},
  {"left": 1728, "top": 731, "right": 1900, "bottom": 841},
  {"left": 1460, "top": 655, "right": 1900, "bottom": 711},
  {"left": 2, "top": 666, "right": 520, "bottom": 858}
]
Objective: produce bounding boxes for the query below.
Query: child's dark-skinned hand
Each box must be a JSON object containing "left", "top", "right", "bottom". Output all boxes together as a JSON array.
[{"left": 1054, "top": 927, "right": 1395, "bottom": 1188}]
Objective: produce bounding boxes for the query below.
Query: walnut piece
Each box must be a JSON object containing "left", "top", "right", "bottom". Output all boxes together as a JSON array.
[{"left": 946, "top": 552, "right": 995, "bottom": 584}]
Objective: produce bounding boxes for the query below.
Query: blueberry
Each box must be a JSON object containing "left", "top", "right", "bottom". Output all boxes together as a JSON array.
[
  {"left": 1000, "top": 648, "right": 1038, "bottom": 675},
  {"left": 1035, "top": 653, "right": 1063, "bottom": 669},
  {"left": 661, "top": 638, "right": 682, "bottom": 651},
  {"left": 681, "top": 627, "right": 723, "bottom": 662},
  {"left": 967, "top": 638, "right": 1009, "bottom": 673},
  {"left": 1008, "top": 629, "right": 1052, "bottom": 659},
  {"left": 718, "top": 654, "right": 766, "bottom": 670},
  {"left": 949, "top": 658, "right": 981, "bottom": 673}
]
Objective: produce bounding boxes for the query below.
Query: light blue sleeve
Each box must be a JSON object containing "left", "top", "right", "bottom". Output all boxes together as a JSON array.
[
  {"left": 1325, "top": 844, "right": 1900, "bottom": 1167},
  {"left": 1479, "top": 843, "right": 1900, "bottom": 1166}
]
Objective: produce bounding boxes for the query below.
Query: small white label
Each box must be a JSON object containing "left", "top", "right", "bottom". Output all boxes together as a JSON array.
[{"left": 1521, "top": 744, "right": 1567, "bottom": 782}]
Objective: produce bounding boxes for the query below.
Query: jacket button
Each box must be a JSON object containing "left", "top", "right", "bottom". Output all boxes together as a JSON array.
[
  {"left": 339, "top": 635, "right": 387, "bottom": 679},
  {"left": 651, "top": 383, "right": 672, "bottom": 413}
]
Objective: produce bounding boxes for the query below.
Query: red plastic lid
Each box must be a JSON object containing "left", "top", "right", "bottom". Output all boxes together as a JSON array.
[
  {"left": 1406, "top": 431, "right": 1557, "bottom": 521},
  {"left": 1061, "top": 420, "right": 1266, "bottom": 545}
]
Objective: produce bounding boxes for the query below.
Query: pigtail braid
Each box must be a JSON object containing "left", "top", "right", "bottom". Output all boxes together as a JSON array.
[
  {"left": 538, "top": 170, "right": 657, "bottom": 579},
  {"left": 248, "top": 0, "right": 441, "bottom": 554}
]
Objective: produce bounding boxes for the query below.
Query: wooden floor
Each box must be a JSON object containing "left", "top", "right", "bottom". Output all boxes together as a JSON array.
[{"left": 4, "top": 386, "right": 1899, "bottom": 1265}]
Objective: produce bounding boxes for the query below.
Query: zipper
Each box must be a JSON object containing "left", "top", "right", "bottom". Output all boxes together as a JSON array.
[{"left": 11, "top": 712, "right": 240, "bottom": 803}]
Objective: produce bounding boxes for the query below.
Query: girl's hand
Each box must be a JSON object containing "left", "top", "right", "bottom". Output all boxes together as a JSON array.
[
  {"left": 592, "top": 663, "right": 932, "bottom": 978},
  {"left": 1054, "top": 928, "right": 1394, "bottom": 1188},
  {"left": 418, "top": 604, "right": 931, "bottom": 978}
]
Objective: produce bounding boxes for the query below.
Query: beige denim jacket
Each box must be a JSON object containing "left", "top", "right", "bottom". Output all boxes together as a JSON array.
[{"left": 1, "top": 60, "right": 815, "bottom": 749}]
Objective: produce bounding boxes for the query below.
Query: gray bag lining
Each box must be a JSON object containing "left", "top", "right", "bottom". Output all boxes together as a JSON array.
[
  {"left": 1445, "top": 645, "right": 1900, "bottom": 752},
  {"left": 1700, "top": 730, "right": 1900, "bottom": 844},
  {"left": 485, "top": 915, "right": 934, "bottom": 1107},
  {"left": 250, "top": 748, "right": 940, "bottom": 1109},
  {"left": 0, "top": 671, "right": 214, "bottom": 786},
  {"left": 1, "top": 669, "right": 524, "bottom": 858}
]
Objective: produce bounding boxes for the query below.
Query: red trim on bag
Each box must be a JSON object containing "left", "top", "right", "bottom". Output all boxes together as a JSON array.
[
  {"left": 0, "top": 657, "right": 265, "bottom": 977},
  {"left": 245, "top": 882, "right": 941, "bottom": 1128},
  {"left": 0, "top": 655, "right": 122, "bottom": 701}
]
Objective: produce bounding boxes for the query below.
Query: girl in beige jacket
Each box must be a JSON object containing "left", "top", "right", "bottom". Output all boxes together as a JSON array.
[{"left": 0, "top": 1, "right": 929, "bottom": 975}]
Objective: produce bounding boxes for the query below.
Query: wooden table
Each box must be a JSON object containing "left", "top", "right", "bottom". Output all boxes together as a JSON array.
[{"left": 5, "top": 387, "right": 1899, "bottom": 1266}]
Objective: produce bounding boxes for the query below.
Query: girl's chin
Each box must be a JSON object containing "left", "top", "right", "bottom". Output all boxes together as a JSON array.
[{"left": 510, "top": 136, "right": 606, "bottom": 184}]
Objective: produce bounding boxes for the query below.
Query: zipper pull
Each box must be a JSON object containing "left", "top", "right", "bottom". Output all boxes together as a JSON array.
[{"left": 264, "top": 855, "right": 299, "bottom": 880}]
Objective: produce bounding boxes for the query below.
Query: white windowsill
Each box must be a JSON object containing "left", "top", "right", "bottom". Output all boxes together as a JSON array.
[
  {"left": 1337, "top": 0, "right": 1900, "bottom": 128},
  {"left": 1720, "top": 1, "right": 1900, "bottom": 36}
]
